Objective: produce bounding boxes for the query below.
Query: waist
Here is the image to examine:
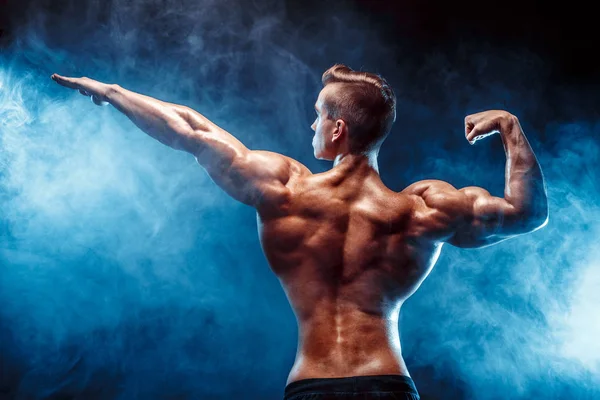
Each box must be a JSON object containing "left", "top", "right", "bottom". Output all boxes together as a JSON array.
[
  {"left": 284, "top": 374, "right": 419, "bottom": 399},
  {"left": 287, "top": 349, "right": 409, "bottom": 386}
]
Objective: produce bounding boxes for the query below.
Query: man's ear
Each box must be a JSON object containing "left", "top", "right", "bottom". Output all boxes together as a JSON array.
[{"left": 332, "top": 119, "right": 346, "bottom": 142}]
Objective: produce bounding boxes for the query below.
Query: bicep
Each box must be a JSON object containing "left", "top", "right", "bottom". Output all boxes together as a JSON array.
[
  {"left": 407, "top": 180, "right": 523, "bottom": 248},
  {"left": 446, "top": 186, "right": 520, "bottom": 248}
]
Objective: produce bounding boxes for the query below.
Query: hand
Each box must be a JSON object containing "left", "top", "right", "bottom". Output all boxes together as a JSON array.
[
  {"left": 464, "top": 110, "right": 516, "bottom": 145},
  {"left": 51, "top": 74, "right": 111, "bottom": 106}
]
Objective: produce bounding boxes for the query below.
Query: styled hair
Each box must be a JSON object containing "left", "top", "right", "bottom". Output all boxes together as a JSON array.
[{"left": 321, "top": 64, "right": 396, "bottom": 152}]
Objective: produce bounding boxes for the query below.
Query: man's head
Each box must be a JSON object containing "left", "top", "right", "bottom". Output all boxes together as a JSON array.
[{"left": 311, "top": 64, "right": 396, "bottom": 161}]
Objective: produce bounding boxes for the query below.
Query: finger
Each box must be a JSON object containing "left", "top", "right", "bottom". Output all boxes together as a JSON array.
[
  {"left": 467, "top": 127, "right": 499, "bottom": 144},
  {"left": 466, "top": 126, "right": 482, "bottom": 144},
  {"left": 465, "top": 120, "right": 475, "bottom": 136},
  {"left": 466, "top": 121, "right": 486, "bottom": 143},
  {"left": 464, "top": 114, "right": 479, "bottom": 128},
  {"left": 51, "top": 74, "right": 81, "bottom": 90},
  {"left": 464, "top": 113, "right": 488, "bottom": 134}
]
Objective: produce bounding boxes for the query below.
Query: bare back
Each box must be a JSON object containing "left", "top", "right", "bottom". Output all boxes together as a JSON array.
[{"left": 257, "top": 164, "right": 443, "bottom": 385}]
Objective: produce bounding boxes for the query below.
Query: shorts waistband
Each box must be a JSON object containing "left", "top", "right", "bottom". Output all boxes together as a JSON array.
[{"left": 284, "top": 374, "right": 419, "bottom": 398}]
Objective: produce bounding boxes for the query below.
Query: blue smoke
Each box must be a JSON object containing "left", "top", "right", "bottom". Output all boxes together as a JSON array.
[{"left": 1, "top": 1, "right": 599, "bottom": 399}]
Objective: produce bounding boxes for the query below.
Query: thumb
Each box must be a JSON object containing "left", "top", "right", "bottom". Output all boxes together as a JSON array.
[{"left": 465, "top": 124, "right": 482, "bottom": 144}]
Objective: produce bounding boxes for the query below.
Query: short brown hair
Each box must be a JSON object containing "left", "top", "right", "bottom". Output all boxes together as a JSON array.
[{"left": 321, "top": 64, "right": 396, "bottom": 152}]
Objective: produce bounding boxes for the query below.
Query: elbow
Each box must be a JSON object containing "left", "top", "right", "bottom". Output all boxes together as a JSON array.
[
  {"left": 528, "top": 215, "right": 548, "bottom": 233},
  {"left": 168, "top": 107, "right": 208, "bottom": 153},
  {"left": 175, "top": 129, "right": 204, "bottom": 154},
  {"left": 534, "top": 209, "right": 549, "bottom": 230},
  {"left": 522, "top": 206, "right": 549, "bottom": 232},
  {"left": 514, "top": 193, "right": 549, "bottom": 232},
  {"left": 533, "top": 200, "right": 549, "bottom": 229},
  {"left": 505, "top": 204, "right": 548, "bottom": 235}
]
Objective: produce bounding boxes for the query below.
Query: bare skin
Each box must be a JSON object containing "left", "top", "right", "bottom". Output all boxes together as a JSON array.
[{"left": 52, "top": 74, "right": 549, "bottom": 386}]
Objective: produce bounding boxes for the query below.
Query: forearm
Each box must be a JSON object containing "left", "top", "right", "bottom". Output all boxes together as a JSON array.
[
  {"left": 52, "top": 74, "right": 249, "bottom": 168},
  {"left": 105, "top": 84, "right": 209, "bottom": 153},
  {"left": 500, "top": 117, "right": 548, "bottom": 223}
]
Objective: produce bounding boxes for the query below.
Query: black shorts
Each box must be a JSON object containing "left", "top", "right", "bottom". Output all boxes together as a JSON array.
[{"left": 283, "top": 374, "right": 420, "bottom": 400}]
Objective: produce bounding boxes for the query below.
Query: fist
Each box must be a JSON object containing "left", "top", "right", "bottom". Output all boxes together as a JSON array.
[{"left": 464, "top": 110, "right": 516, "bottom": 145}]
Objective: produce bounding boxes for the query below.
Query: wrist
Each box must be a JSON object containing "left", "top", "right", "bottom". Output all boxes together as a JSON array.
[
  {"left": 499, "top": 113, "right": 518, "bottom": 135},
  {"left": 499, "top": 114, "right": 523, "bottom": 149},
  {"left": 103, "top": 84, "right": 121, "bottom": 102}
]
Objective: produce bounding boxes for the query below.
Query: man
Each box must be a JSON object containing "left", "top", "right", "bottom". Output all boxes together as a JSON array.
[{"left": 52, "top": 64, "right": 548, "bottom": 400}]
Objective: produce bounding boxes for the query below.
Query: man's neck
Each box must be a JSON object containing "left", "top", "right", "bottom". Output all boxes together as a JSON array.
[{"left": 332, "top": 152, "right": 380, "bottom": 174}]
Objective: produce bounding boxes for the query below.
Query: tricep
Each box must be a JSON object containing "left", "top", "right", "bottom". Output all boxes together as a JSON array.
[{"left": 406, "top": 180, "right": 542, "bottom": 249}]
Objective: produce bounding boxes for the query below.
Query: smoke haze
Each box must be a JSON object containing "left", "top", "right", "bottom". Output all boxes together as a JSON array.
[{"left": 1, "top": 1, "right": 599, "bottom": 399}]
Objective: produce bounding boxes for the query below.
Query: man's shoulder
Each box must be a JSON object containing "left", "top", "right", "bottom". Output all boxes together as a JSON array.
[
  {"left": 251, "top": 150, "right": 312, "bottom": 179},
  {"left": 249, "top": 151, "right": 312, "bottom": 217},
  {"left": 399, "top": 179, "right": 456, "bottom": 197}
]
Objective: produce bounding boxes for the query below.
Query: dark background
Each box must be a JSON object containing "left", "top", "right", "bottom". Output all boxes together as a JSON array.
[{"left": 1, "top": 1, "right": 599, "bottom": 399}]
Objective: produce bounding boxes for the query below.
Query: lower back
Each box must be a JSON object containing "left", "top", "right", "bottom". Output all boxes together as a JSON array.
[{"left": 287, "top": 304, "right": 410, "bottom": 384}]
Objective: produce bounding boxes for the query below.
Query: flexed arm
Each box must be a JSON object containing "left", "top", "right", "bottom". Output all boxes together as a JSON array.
[
  {"left": 403, "top": 110, "right": 549, "bottom": 248},
  {"left": 51, "top": 74, "right": 310, "bottom": 210}
]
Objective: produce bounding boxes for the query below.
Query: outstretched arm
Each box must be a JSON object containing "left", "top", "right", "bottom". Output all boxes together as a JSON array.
[
  {"left": 51, "top": 74, "right": 310, "bottom": 210},
  {"left": 402, "top": 110, "right": 548, "bottom": 248}
]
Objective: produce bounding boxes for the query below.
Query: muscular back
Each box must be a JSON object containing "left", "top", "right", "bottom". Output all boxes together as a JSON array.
[
  {"left": 257, "top": 163, "right": 443, "bottom": 384},
  {"left": 199, "top": 144, "right": 544, "bottom": 385}
]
